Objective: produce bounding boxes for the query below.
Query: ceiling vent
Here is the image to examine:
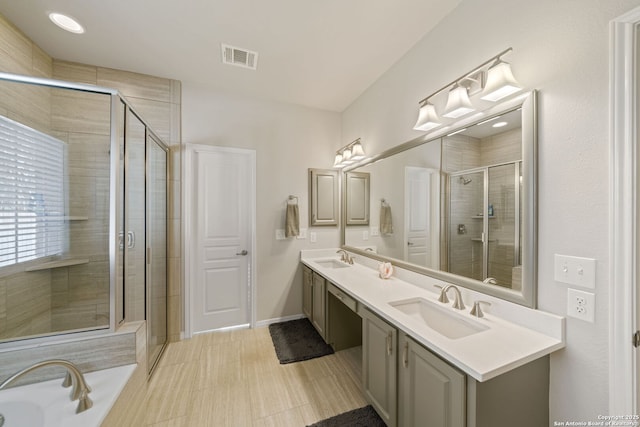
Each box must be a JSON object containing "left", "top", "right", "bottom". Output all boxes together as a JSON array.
[{"left": 221, "top": 44, "right": 258, "bottom": 70}]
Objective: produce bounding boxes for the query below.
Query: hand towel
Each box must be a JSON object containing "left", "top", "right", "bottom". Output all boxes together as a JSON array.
[
  {"left": 379, "top": 204, "right": 393, "bottom": 235},
  {"left": 285, "top": 204, "right": 300, "bottom": 238}
]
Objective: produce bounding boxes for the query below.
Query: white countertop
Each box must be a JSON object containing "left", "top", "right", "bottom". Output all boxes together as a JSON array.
[{"left": 301, "top": 249, "right": 565, "bottom": 382}]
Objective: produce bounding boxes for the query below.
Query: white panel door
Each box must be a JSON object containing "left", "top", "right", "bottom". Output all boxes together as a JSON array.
[
  {"left": 404, "top": 167, "right": 430, "bottom": 267},
  {"left": 191, "top": 147, "right": 254, "bottom": 332}
]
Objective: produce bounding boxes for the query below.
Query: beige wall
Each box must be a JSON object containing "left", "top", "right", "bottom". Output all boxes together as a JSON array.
[{"left": 182, "top": 85, "right": 341, "bottom": 323}]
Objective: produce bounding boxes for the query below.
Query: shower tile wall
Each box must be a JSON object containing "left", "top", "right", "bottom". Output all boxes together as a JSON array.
[
  {"left": 0, "top": 14, "right": 56, "bottom": 340},
  {"left": 52, "top": 61, "right": 183, "bottom": 341},
  {"left": 0, "top": 12, "right": 183, "bottom": 343}
]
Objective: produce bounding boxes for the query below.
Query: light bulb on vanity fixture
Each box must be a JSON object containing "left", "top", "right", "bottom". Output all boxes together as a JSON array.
[
  {"left": 481, "top": 60, "right": 521, "bottom": 102},
  {"left": 442, "top": 85, "right": 475, "bottom": 118},
  {"left": 412, "top": 47, "right": 522, "bottom": 133},
  {"left": 413, "top": 101, "right": 441, "bottom": 131},
  {"left": 333, "top": 138, "right": 367, "bottom": 169}
]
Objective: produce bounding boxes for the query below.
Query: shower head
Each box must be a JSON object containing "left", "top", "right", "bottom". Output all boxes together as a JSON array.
[{"left": 459, "top": 176, "right": 472, "bottom": 185}]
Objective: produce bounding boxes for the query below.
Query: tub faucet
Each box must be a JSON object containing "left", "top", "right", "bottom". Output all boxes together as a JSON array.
[
  {"left": 0, "top": 359, "right": 93, "bottom": 414},
  {"left": 437, "top": 285, "right": 466, "bottom": 310}
]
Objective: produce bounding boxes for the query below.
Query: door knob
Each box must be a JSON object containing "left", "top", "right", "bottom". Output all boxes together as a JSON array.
[{"left": 236, "top": 250, "right": 248, "bottom": 256}]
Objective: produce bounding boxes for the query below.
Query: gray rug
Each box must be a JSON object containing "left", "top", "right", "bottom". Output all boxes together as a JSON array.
[
  {"left": 268, "top": 318, "right": 334, "bottom": 364},
  {"left": 307, "top": 406, "right": 385, "bottom": 427}
]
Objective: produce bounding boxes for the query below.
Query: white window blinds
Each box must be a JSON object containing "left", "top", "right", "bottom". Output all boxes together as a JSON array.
[{"left": 0, "top": 115, "right": 66, "bottom": 268}]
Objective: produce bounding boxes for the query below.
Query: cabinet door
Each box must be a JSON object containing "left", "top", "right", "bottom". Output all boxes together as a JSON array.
[
  {"left": 302, "top": 266, "right": 313, "bottom": 319},
  {"left": 346, "top": 171, "right": 370, "bottom": 225},
  {"left": 398, "top": 333, "right": 465, "bottom": 427},
  {"left": 309, "top": 168, "right": 338, "bottom": 226},
  {"left": 361, "top": 307, "right": 397, "bottom": 427},
  {"left": 311, "top": 272, "right": 326, "bottom": 338}
]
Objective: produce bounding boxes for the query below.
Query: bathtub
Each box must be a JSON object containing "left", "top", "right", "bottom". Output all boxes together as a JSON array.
[{"left": 0, "top": 364, "right": 136, "bottom": 427}]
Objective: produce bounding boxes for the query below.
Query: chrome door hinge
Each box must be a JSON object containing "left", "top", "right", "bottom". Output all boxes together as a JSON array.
[{"left": 633, "top": 330, "right": 640, "bottom": 348}]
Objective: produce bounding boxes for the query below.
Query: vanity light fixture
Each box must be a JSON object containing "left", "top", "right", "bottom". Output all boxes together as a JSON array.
[
  {"left": 413, "top": 47, "right": 521, "bottom": 132},
  {"left": 481, "top": 60, "right": 521, "bottom": 101},
  {"left": 413, "top": 101, "right": 441, "bottom": 131},
  {"left": 442, "top": 85, "right": 475, "bottom": 118},
  {"left": 333, "top": 138, "right": 367, "bottom": 168},
  {"left": 48, "top": 12, "right": 85, "bottom": 34}
]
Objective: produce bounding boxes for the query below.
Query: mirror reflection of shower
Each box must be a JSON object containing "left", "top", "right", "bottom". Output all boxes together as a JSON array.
[
  {"left": 443, "top": 107, "right": 523, "bottom": 291},
  {"left": 459, "top": 176, "right": 473, "bottom": 185}
]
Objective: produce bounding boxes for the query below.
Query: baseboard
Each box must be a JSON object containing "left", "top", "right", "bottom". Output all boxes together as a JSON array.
[{"left": 255, "top": 313, "right": 306, "bottom": 328}]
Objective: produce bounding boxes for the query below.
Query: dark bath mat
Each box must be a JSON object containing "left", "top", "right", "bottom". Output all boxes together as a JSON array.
[
  {"left": 307, "top": 405, "right": 385, "bottom": 427},
  {"left": 268, "top": 318, "right": 334, "bottom": 364}
]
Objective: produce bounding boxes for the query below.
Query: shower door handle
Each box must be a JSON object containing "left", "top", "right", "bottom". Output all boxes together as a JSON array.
[
  {"left": 236, "top": 250, "right": 248, "bottom": 256},
  {"left": 127, "top": 231, "right": 136, "bottom": 249}
]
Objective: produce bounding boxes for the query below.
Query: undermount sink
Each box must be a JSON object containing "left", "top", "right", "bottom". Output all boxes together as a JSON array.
[
  {"left": 314, "top": 259, "right": 350, "bottom": 269},
  {"left": 389, "top": 297, "right": 489, "bottom": 339}
]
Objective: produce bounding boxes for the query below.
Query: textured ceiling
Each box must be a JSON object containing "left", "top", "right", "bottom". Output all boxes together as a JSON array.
[{"left": 0, "top": 0, "right": 460, "bottom": 111}]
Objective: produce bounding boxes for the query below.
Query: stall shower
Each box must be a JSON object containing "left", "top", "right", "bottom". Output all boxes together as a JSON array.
[
  {"left": 0, "top": 73, "right": 168, "bottom": 373},
  {"left": 447, "top": 162, "right": 522, "bottom": 288}
]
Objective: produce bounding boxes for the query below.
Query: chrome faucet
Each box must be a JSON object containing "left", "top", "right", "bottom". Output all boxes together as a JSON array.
[
  {"left": 336, "top": 249, "right": 354, "bottom": 264},
  {"left": 437, "top": 284, "right": 466, "bottom": 310},
  {"left": 0, "top": 359, "right": 93, "bottom": 414}
]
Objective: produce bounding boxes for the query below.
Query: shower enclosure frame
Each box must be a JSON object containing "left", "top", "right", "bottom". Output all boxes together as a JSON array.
[
  {"left": 0, "top": 71, "right": 169, "bottom": 359},
  {"left": 446, "top": 160, "right": 522, "bottom": 285}
]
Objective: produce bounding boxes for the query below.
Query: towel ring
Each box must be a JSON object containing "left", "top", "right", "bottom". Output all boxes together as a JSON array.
[{"left": 288, "top": 195, "right": 299, "bottom": 205}]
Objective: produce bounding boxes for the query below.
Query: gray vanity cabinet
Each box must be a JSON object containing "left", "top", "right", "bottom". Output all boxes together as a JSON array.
[
  {"left": 302, "top": 266, "right": 313, "bottom": 319},
  {"left": 311, "top": 271, "right": 327, "bottom": 339},
  {"left": 361, "top": 306, "right": 397, "bottom": 427},
  {"left": 398, "top": 333, "right": 465, "bottom": 427}
]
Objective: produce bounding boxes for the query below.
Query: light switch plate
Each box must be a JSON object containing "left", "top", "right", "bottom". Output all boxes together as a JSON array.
[
  {"left": 296, "top": 228, "right": 307, "bottom": 240},
  {"left": 310, "top": 232, "right": 317, "bottom": 243},
  {"left": 363, "top": 230, "right": 369, "bottom": 241},
  {"left": 554, "top": 254, "right": 596, "bottom": 288},
  {"left": 275, "top": 229, "right": 286, "bottom": 240},
  {"left": 370, "top": 227, "right": 379, "bottom": 237}
]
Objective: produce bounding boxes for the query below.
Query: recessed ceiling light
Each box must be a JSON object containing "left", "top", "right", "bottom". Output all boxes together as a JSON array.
[
  {"left": 48, "top": 12, "right": 85, "bottom": 34},
  {"left": 492, "top": 121, "right": 508, "bottom": 128}
]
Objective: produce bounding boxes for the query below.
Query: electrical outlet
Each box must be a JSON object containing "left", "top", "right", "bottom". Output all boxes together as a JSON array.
[
  {"left": 370, "top": 227, "right": 379, "bottom": 237},
  {"left": 275, "top": 229, "right": 286, "bottom": 240},
  {"left": 567, "top": 288, "right": 595, "bottom": 322},
  {"left": 296, "top": 228, "right": 307, "bottom": 240}
]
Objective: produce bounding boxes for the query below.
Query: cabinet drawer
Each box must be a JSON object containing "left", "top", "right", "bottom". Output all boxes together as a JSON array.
[{"left": 327, "top": 282, "right": 357, "bottom": 312}]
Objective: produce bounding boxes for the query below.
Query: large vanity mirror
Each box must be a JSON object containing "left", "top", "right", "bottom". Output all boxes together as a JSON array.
[{"left": 342, "top": 91, "right": 537, "bottom": 307}]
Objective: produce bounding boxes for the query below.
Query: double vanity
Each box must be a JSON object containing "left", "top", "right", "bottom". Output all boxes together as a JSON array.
[{"left": 301, "top": 249, "right": 564, "bottom": 427}]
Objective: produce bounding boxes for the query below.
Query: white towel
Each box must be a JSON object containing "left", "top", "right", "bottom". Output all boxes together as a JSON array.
[
  {"left": 380, "top": 204, "right": 393, "bottom": 235},
  {"left": 285, "top": 204, "right": 300, "bottom": 238}
]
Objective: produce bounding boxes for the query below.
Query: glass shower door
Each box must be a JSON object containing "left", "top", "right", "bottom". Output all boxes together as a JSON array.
[
  {"left": 146, "top": 134, "right": 167, "bottom": 373},
  {"left": 125, "top": 110, "right": 147, "bottom": 322},
  {"left": 448, "top": 170, "right": 485, "bottom": 281},
  {"left": 486, "top": 162, "right": 520, "bottom": 287}
]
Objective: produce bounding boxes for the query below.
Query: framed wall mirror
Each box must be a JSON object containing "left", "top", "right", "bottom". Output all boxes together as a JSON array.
[{"left": 342, "top": 91, "right": 537, "bottom": 307}]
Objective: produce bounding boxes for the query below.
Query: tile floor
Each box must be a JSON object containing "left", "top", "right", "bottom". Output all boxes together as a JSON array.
[{"left": 135, "top": 327, "right": 367, "bottom": 426}]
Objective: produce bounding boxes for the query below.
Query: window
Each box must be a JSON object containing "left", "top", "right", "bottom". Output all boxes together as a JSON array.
[{"left": 0, "top": 115, "right": 66, "bottom": 268}]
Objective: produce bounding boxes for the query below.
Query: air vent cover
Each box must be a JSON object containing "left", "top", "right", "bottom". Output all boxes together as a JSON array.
[{"left": 221, "top": 44, "right": 258, "bottom": 70}]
